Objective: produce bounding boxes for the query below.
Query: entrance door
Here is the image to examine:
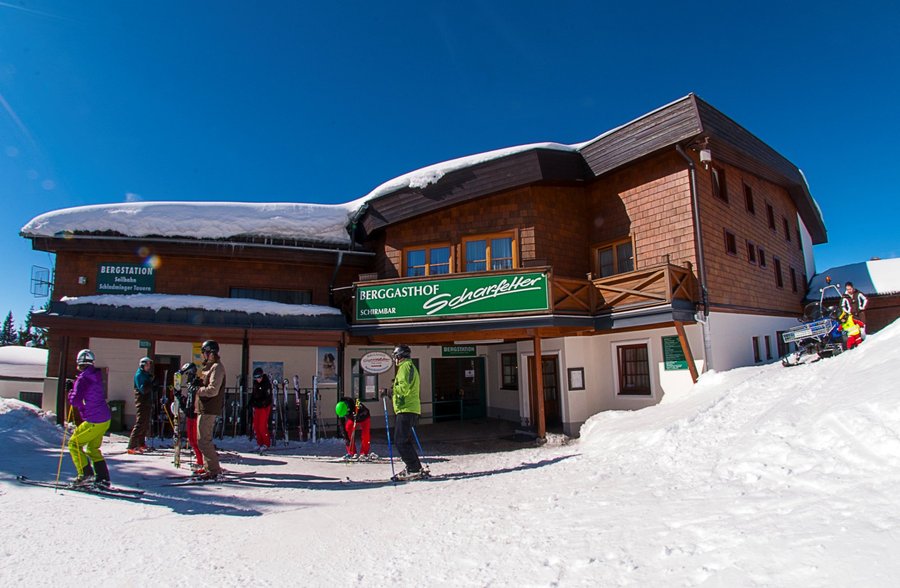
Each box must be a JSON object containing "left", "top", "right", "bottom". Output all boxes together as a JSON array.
[
  {"left": 431, "top": 358, "right": 486, "bottom": 421},
  {"left": 527, "top": 355, "right": 561, "bottom": 428}
]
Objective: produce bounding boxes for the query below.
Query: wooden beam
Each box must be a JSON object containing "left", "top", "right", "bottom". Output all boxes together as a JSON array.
[
  {"left": 533, "top": 333, "right": 546, "bottom": 440},
  {"left": 674, "top": 321, "right": 699, "bottom": 384}
]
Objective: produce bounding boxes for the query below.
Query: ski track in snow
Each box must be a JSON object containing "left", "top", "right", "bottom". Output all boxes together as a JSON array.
[{"left": 2, "top": 321, "right": 900, "bottom": 586}]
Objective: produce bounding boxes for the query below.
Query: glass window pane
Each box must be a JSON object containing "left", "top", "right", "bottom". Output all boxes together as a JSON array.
[
  {"left": 616, "top": 242, "right": 634, "bottom": 273},
  {"left": 430, "top": 247, "right": 450, "bottom": 274},
  {"left": 598, "top": 247, "right": 614, "bottom": 277},
  {"left": 466, "top": 240, "right": 487, "bottom": 272},
  {"left": 406, "top": 249, "right": 426, "bottom": 277},
  {"left": 491, "top": 237, "right": 513, "bottom": 270}
]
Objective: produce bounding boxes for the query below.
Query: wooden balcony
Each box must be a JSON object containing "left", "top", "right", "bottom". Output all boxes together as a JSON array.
[{"left": 590, "top": 263, "right": 699, "bottom": 311}]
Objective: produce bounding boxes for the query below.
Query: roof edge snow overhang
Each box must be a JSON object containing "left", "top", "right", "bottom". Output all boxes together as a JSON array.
[{"left": 34, "top": 301, "right": 349, "bottom": 332}]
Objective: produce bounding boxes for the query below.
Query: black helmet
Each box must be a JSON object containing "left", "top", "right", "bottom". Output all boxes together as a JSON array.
[
  {"left": 201, "top": 340, "right": 219, "bottom": 354},
  {"left": 178, "top": 362, "right": 197, "bottom": 378},
  {"left": 252, "top": 367, "right": 264, "bottom": 378},
  {"left": 392, "top": 344, "right": 411, "bottom": 360}
]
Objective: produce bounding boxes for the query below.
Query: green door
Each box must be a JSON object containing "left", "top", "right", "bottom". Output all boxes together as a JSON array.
[{"left": 431, "top": 357, "right": 486, "bottom": 421}]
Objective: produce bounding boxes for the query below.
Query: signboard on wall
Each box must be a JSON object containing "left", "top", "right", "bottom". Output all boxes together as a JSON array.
[
  {"left": 96, "top": 262, "right": 155, "bottom": 294},
  {"left": 442, "top": 345, "right": 476, "bottom": 357},
  {"left": 355, "top": 272, "right": 549, "bottom": 321},
  {"left": 359, "top": 351, "right": 393, "bottom": 374},
  {"left": 662, "top": 335, "right": 688, "bottom": 370}
]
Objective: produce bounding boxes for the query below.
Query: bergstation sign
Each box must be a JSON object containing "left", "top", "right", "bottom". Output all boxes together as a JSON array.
[
  {"left": 96, "top": 262, "right": 155, "bottom": 294},
  {"left": 355, "top": 272, "right": 549, "bottom": 321}
]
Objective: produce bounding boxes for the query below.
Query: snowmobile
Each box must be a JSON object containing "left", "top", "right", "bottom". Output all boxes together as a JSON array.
[{"left": 780, "top": 280, "right": 845, "bottom": 367}]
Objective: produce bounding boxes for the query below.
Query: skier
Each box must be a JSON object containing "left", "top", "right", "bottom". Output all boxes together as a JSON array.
[
  {"left": 250, "top": 367, "right": 273, "bottom": 452},
  {"left": 67, "top": 349, "right": 112, "bottom": 487},
  {"left": 840, "top": 312, "right": 865, "bottom": 350},
  {"left": 381, "top": 344, "right": 424, "bottom": 480},
  {"left": 127, "top": 356, "right": 154, "bottom": 454},
  {"left": 194, "top": 340, "right": 225, "bottom": 480},
  {"left": 176, "top": 363, "right": 204, "bottom": 474},
  {"left": 336, "top": 397, "right": 373, "bottom": 460},
  {"left": 841, "top": 281, "right": 869, "bottom": 330}
]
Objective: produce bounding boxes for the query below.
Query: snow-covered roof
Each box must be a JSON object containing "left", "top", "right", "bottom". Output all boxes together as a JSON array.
[
  {"left": 60, "top": 294, "right": 342, "bottom": 317},
  {"left": 21, "top": 144, "right": 587, "bottom": 243},
  {"left": 20, "top": 201, "right": 361, "bottom": 246},
  {"left": 808, "top": 257, "right": 900, "bottom": 297},
  {"left": 0, "top": 346, "right": 47, "bottom": 379}
]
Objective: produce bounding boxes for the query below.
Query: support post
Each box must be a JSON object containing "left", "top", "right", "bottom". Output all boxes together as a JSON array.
[
  {"left": 533, "top": 333, "right": 546, "bottom": 440},
  {"left": 674, "top": 321, "right": 699, "bottom": 384}
]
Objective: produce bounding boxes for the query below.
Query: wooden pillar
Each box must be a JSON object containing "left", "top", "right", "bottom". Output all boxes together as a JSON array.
[
  {"left": 533, "top": 332, "right": 546, "bottom": 439},
  {"left": 674, "top": 321, "right": 699, "bottom": 384},
  {"left": 56, "top": 335, "right": 69, "bottom": 425}
]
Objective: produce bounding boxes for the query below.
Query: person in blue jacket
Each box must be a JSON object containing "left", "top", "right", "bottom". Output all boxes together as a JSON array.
[
  {"left": 127, "top": 356, "right": 154, "bottom": 454},
  {"left": 67, "top": 349, "right": 112, "bottom": 487}
]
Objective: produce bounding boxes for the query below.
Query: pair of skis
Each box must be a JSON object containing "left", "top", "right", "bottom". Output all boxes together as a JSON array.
[{"left": 16, "top": 475, "right": 145, "bottom": 498}]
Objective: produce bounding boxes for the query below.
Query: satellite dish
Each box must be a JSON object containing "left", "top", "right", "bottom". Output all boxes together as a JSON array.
[{"left": 30, "top": 265, "right": 52, "bottom": 297}]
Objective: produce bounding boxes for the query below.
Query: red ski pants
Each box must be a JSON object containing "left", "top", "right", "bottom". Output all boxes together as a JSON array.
[
  {"left": 253, "top": 406, "right": 272, "bottom": 448},
  {"left": 344, "top": 418, "right": 370, "bottom": 455},
  {"left": 846, "top": 333, "right": 862, "bottom": 350},
  {"left": 186, "top": 416, "right": 202, "bottom": 466}
]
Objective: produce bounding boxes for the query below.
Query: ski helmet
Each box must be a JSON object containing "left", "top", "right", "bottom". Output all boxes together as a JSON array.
[
  {"left": 335, "top": 400, "right": 349, "bottom": 418},
  {"left": 139, "top": 356, "right": 153, "bottom": 367},
  {"left": 177, "top": 362, "right": 197, "bottom": 378},
  {"left": 76, "top": 349, "right": 95, "bottom": 366},
  {"left": 252, "top": 367, "right": 264, "bottom": 378},
  {"left": 392, "top": 344, "right": 411, "bottom": 360},
  {"left": 201, "top": 340, "right": 219, "bottom": 354}
]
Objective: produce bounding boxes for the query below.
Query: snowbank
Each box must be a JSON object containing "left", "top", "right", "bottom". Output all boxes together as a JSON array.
[
  {"left": 60, "top": 293, "right": 343, "bottom": 316},
  {"left": 0, "top": 345, "right": 48, "bottom": 378}
]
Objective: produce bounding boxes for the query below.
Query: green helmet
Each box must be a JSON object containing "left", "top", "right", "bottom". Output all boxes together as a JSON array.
[{"left": 335, "top": 401, "right": 349, "bottom": 418}]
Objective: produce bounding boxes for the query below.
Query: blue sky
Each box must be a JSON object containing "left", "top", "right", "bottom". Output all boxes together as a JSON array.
[{"left": 1, "top": 1, "right": 898, "bottom": 326}]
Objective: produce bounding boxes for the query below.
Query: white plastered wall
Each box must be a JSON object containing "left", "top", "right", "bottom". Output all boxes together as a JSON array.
[
  {"left": 515, "top": 324, "right": 705, "bottom": 437},
  {"left": 705, "top": 311, "right": 801, "bottom": 371}
]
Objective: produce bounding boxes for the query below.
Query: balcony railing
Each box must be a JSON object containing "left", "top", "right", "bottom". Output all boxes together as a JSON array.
[{"left": 590, "top": 263, "right": 698, "bottom": 311}]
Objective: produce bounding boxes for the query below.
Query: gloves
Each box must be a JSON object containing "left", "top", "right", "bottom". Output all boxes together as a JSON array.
[
  {"left": 379, "top": 388, "right": 392, "bottom": 399},
  {"left": 191, "top": 377, "right": 203, "bottom": 387},
  {"left": 65, "top": 379, "right": 74, "bottom": 392}
]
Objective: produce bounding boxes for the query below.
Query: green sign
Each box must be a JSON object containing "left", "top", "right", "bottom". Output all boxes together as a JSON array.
[
  {"left": 139, "top": 340, "right": 152, "bottom": 349},
  {"left": 356, "top": 272, "right": 549, "bottom": 321},
  {"left": 442, "top": 345, "right": 476, "bottom": 357},
  {"left": 97, "top": 263, "right": 156, "bottom": 294},
  {"left": 662, "top": 335, "right": 688, "bottom": 370}
]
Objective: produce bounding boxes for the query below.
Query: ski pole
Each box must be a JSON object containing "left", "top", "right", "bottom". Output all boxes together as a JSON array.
[
  {"left": 54, "top": 405, "right": 74, "bottom": 491},
  {"left": 382, "top": 394, "right": 394, "bottom": 478},
  {"left": 411, "top": 426, "right": 428, "bottom": 472}
]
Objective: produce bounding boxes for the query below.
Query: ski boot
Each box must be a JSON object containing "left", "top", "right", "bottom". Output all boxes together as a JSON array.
[
  {"left": 71, "top": 464, "right": 95, "bottom": 487},
  {"left": 391, "top": 468, "right": 424, "bottom": 482},
  {"left": 92, "top": 460, "right": 111, "bottom": 489}
]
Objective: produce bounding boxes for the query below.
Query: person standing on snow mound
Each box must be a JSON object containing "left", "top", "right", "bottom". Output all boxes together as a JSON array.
[
  {"left": 841, "top": 281, "right": 869, "bottom": 328},
  {"left": 67, "top": 349, "right": 112, "bottom": 488},
  {"left": 336, "top": 396, "right": 373, "bottom": 460},
  {"left": 250, "top": 367, "right": 273, "bottom": 453},
  {"left": 194, "top": 340, "right": 225, "bottom": 480},
  {"left": 381, "top": 344, "right": 424, "bottom": 480},
  {"left": 127, "top": 356, "right": 154, "bottom": 454}
]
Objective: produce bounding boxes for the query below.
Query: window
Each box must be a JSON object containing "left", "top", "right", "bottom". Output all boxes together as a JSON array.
[
  {"left": 758, "top": 247, "right": 767, "bottom": 268},
  {"left": 462, "top": 233, "right": 516, "bottom": 272},
  {"left": 744, "top": 183, "right": 755, "bottom": 215},
  {"left": 766, "top": 203, "right": 776, "bottom": 230},
  {"left": 595, "top": 238, "right": 634, "bottom": 277},
  {"left": 711, "top": 166, "right": 728, "bottom": 203},
  {"left": 500, "top": 353, "right": 518, "bottom": 389},
  {"left": 752, "top": 336, "right": 761, "bottom": 363},
  {"left": 616, "top": 343, "right": 651, "bottom": 395},
  {"left": 747, "top": 240, "right": 757, "bottom": 264},
  {"left": 19, "top": 391, "right": 42, "bottom": 408},
  {"left": 790, "top": 267, "right": 798, "bottom": 293},
  {"left": 230, "top": 288, "right": 311, "bottom": 305},
  {"left": 801, "top": 273, "right": 807, "bottom": 291},
  {"left": 351, "top": 359, "right": 379, "bottom": 401},
  {"left": 774, "top": 257, "right": 784, "bottom": 288},
  {"left": 764, "top": 335, "right": 772, "bottom": 360},
  {"left": 796, "top": 221, "right": 803, "bottom": 251},
  {"left": 404, "top": 244, "right": 451, "bottom": 277},
  {"left": 783, "top": 217, "right": 791, "bottom": 241},
  {"left": 724, "top": 230, "right": 737, "bottom": 256}
]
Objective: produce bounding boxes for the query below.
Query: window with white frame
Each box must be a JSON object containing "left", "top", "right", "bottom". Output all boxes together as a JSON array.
[{"left": 613, "top": 340, "right": 652, "bottom": 396}]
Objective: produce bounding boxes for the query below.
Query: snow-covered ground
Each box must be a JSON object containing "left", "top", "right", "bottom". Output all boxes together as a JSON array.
[{"left": 2, "top": 321, "right": 900, "bottom": 587}]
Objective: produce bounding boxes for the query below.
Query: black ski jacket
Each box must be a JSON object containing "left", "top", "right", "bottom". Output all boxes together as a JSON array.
[{"left": 250, "top": 375, "right": 273, "bottom": 409}]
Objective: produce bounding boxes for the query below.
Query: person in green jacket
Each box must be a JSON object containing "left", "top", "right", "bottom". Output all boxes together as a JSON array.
[{"left": 386, "top": 344, "right": 423, "bottom": 479}]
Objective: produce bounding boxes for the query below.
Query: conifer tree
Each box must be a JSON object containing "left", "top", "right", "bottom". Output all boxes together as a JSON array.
[
  {"left": 0, "top": 311, "right": 17, "bottom": 346},
  {"left": 19, "top": 307, "right": 46, "bottom": 348}
]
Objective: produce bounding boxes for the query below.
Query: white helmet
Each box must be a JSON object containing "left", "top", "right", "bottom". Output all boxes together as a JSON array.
[
  {"left": 139, "top": 356, "right": 153, "bottom": 367},
  {"left": 76, "top": 349, "right": 95, "bottom": 366}
]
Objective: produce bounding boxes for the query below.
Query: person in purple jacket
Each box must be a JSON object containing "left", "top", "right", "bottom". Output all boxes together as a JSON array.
[{"left": 67, "top": 349, "right": 112, "bottom": 487}]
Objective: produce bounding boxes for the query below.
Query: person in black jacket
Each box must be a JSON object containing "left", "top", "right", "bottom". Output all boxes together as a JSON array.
[
  {"left": 250, "top": 367, "right": 273, "bottom": 452},
  {"left": 336, "top": 396, "right": 374, "bottom": 461}
]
